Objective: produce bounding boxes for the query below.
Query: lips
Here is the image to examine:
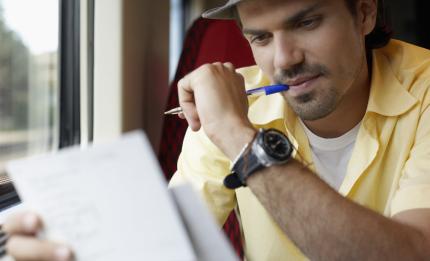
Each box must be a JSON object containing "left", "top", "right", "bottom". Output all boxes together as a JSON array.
[
  {"left": 285, "top": 74, "right": 321, "bottom": 96},
  {"left": 286, "top": 74, "right": 320, "bottom": 87}
]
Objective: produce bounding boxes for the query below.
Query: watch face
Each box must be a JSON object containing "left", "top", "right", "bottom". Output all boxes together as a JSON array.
[{"left": 262, "top": 129, "right": 292, "bottom": 161}]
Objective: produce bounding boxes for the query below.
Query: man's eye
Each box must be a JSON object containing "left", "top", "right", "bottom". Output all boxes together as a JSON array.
[
  {"left": 250, "top": 34, "right": 271, "bottom": 45},
  {"left": 297, "top": 17, "right": 321, "bottom": 29}
]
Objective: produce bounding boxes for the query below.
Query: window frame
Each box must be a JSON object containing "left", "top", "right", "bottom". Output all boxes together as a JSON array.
[{"left": 59, "top": 0, "right": 81, "bottom": 148}]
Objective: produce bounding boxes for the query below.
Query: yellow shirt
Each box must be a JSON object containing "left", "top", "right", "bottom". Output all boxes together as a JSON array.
[{"left": 170, "top": 39, "right": 430, "bottom": 260}]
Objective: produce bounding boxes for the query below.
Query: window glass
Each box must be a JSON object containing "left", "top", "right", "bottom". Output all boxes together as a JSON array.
[
  {"left": 169, "top": 0, "right": 184, "bottom": 81},
  {"left": 0, "top": 0, "right": 59, "bottom": 175}
]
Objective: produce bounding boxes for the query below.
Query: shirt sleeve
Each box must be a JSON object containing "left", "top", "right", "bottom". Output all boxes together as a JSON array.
[
  {"left": 390, "top": 99, "right": 430, "bottom": 216},
  {"left": 169, "top": 127, "right": 236, "bottom": 226}
]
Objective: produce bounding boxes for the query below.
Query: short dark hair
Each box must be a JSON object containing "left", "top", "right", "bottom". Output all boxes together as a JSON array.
[{"left": 344, "top": 0, "right": 392, "bottom": 49}]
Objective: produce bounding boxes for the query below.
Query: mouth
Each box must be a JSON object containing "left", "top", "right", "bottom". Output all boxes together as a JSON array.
[{"left": 285, "top": 74, "right": 321, "bottom": 96}]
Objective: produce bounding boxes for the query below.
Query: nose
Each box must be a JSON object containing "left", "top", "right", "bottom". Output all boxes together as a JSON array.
[{"left": 273, "top": 33, "right": 305, "bottom": 71}]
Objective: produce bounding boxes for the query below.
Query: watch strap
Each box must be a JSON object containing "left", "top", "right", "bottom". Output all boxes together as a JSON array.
[{"left": 224, "top": 136, "right": 263, "bottom": 189}]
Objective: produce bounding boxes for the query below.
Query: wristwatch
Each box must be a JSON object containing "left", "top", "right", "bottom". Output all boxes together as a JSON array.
[{"left": 224, "top": 128, "right": 293, "bottom": 189}]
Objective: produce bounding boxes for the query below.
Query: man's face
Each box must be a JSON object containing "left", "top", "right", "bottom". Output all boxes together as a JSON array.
[{"left": 238, "top": 0, "right": 374, "bottom": 120}]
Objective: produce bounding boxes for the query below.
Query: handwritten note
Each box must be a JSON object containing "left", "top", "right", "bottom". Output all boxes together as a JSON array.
[{"left": 7, "top": 131, "right": 196, "bottom": 261}]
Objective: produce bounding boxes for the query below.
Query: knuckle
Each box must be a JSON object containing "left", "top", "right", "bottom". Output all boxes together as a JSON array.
[
  {"left": 177, "top": 77, "right": 187, "bottom": 89},
  {"left": 177, "top": 83, "right": 184, "bottom": 93},
  {"left": 224, "top": 62, "right": 234, "bottom": 68},
  {"left": 3, "top": 219, "right": 20, "bottom": 234},
  {"left": 200, "top": 63, "right": 218, "bottom": 75},
  {"left": 198, "top": 64, "right": 212, "bottom": 74},
  {"left": 200, "top": 63, "right": 212, "bottom": 71},
  {"left": 177, "top": 78, "right": 183, "bottom": 87}
]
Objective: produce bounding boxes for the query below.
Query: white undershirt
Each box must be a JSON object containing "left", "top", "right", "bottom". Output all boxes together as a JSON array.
[{"left": 300, "top": 121, "right": 361, "bottom": 190}]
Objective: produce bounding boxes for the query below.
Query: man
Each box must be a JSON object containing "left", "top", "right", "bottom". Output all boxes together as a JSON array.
[
  {"left": 4, "top": 0, "right": 430, "bottom": 260},
  {"left": 173, "top": 0, "right": 430, "bottom": 259}
]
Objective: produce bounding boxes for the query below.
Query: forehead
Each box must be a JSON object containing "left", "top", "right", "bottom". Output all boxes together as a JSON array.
[
  {"left": 237, "top": 0, "right": 347, "bottom": 26},
  {"left": 238, "top": 0, "right": 303, "bottom": 13},
  {"left": 237, "top": 0, "right": 349, "bottom": 28}
]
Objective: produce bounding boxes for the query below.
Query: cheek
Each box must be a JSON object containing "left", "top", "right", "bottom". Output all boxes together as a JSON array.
[
  {"left": 306, "top": 27, "right": 352, "bottom": 62},
  {"left": 251, "top": 46, "right": 275, "bottom": 80},
  {"left": 304, "top": 22, "right": 364, "bottom": 80}
]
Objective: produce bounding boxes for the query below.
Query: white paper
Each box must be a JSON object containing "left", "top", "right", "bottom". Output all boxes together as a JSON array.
[
  {"left": 170, "top": 184, "right": 238, "bottom": 261},
  {"left": 7, "top": 131, "right": 196, "bottom": 261}
]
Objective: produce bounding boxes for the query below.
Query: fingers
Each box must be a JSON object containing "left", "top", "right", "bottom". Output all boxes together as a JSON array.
[
  {"left": 7, "top": 236, "right": 73, "bottom": 261},
  {"left": 3, "top": 212, "right": 43, "bottom": 236},
  {"left": 223, "top": 62, "right": 235, "bottom": 71},
  {"left": 3, "top": 212, "right": 74, "bottom": 261},
  {"left": 177, "top": 76, "right": 201, "bottom": 131},
  {"left": 177, "top": 62, "right": 241, "bottom": 133},
  {"left": 177, "top": 112, "right": 185, "bottom": 119}
]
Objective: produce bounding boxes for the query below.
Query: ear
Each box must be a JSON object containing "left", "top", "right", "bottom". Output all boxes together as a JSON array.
[{"left": 357, "top": 0, "right": 378, "bottom": 36}]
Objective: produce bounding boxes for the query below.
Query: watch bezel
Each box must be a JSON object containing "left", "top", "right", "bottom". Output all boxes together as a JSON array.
[{"left": 254, "top": 128, "right": 292, "bottom": 166}]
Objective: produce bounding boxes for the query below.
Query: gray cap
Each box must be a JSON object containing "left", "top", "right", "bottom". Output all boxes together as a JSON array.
[{"left": 202, "top": 0, "right": 245, "bottom": 19}]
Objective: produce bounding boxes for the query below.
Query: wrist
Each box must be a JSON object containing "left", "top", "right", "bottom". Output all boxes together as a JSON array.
[{"left": 217, "top": 124, "right": 257, "bottom": 161}]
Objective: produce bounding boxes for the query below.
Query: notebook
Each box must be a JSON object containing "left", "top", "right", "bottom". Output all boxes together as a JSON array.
[{"left": 6, "top": 131, "right": 237, "bottom": 261}]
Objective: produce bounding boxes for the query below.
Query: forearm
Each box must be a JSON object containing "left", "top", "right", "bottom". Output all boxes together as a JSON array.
[{"left": 247, "top": 159, "right": 430, "bottom": 260}]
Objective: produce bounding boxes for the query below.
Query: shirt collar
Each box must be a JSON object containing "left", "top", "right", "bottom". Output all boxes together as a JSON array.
[{"left": 367, "top": 44, "right": 418, "bottom": 116}]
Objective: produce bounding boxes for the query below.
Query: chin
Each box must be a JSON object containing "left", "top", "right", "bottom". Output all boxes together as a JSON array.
[{"left": 288, "top": 98, "right": 338, "bottom": 121}]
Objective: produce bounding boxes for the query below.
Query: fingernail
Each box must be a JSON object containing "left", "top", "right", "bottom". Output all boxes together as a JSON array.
[
  {"left": 23, "top": 214, "right": 37, "bottom": 232},
  {"left": 55, "top": 246, "right": 72, "bottom": 261}
]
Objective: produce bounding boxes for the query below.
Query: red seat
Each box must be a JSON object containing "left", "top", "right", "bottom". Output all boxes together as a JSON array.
[{"left": 158, "top": 17, "right": 255, "bottom": 259}]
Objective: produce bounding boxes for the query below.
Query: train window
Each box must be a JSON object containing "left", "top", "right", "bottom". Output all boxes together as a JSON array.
[
  {"left": 0, "top": 0, "right": 85, "bottom": 211},
  {"left": 0, "top": 0, "right": 60, "bottom": 178}
]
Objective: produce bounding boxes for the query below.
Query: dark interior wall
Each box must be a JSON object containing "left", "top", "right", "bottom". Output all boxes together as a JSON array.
[
  {"left": 379, "top": 0, "right": 429, "bottom": 49},
  {"left": 415, "top": 0, "right": 430, "bottom": 48},
  {"left": 386, "top": 0, "right": 417, "bottom": 44}
]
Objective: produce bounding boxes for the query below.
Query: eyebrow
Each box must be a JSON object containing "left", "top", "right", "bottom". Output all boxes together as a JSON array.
[{"left": 242, "top": 2, "right": 325, "bottom": 36}]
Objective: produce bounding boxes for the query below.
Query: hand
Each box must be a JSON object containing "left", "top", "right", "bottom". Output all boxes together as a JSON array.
[
  {"left": 178, "top": 62, "right": 257, "bottom": 159},
  {"left": 3, "top": 212, "right": 73, "bottom": 261}
]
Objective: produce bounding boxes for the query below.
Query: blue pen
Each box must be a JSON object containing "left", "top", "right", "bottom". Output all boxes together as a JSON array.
[
  {"left": 164, "top": 84, "right": 289, "bottom": 115},
  {"left": 246, "top": 84, "right": 289, "bottom": 95}
]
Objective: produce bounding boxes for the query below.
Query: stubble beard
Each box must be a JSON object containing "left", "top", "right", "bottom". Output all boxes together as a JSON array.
[
  {"left": 283, "top": 87, "right": 340, "bottom": 121},
  {"left": 274, "top": 63, "right": 340, "bottom": 121}
]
